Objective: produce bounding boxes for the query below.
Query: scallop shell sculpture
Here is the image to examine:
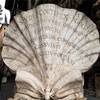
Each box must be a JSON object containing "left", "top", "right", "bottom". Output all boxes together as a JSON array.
[{"left": 2, "top": 4, "right": 100, "bottom": 100}]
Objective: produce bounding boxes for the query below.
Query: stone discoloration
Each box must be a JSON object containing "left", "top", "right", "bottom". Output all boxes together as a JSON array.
[{"left": 2, "top": 4, "right": 100, "bottom": 100}]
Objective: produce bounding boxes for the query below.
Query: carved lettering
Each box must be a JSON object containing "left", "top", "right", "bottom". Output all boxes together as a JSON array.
[{"left": 36, "top": 43, "right": 60, "bottom": 49}]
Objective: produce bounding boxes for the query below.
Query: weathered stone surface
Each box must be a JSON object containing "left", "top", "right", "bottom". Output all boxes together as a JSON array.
[{"left": 1, "top": 4, "right": 100, "bottom": 100}]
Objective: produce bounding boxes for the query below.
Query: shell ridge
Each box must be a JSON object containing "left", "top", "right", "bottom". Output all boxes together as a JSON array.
[
  {"left": 14, "top": 12, "right": 46, "bottom": 80},
  {"left": 3, "top": 44, "right": 35, "bottom": 65},
  {"left": 64, "top": 22, "right": 96, "bottom": 54},
  {"left": 56, "top": 12, "right": 85, "bottom": 65},
  {"left": 56, "top": 81, "right": 82, "bottom": 94},
  {"left": 70, "top": 37, "right": 99, "bottom": 55},
  {"left": 54, "top": 10, "right": 78, "bottom": 59},
  {"left": 16, "top": 70, "right": 44, "bottom": 94},
  {"left": 3, "top": 34, "right": 37, "bottom": 65},
  {"left": 57, "top": 10, "right": 83, "bottom": 54},
  {"left": 51, "top": 70, "right": 82, "bottom": 94},
  {"left": 75, "top": 51, "right": 99, "bottom": 62},
  {"left": 50, "top": 72, "right": 70, "bottom": 92},
  {"left": 35, "top": 7, "right": 48, "bottom": 83},
  {"left": 3, "top": 57, "right": 26, "bottom": 66},
  {"left": 4, "top": 34, "right": 30, "bottom": 55},
  {"left": 4, "top": 21, "right": 42, "bottom": 74},
  {"left": 61, "top": 13, "right": 85, "bottom": 54},
  {"left": 20, "top": 13, "right": 33, "bottom": 44},
  {"left": 65, "top": 11, "right": 85, "bottom": 42},
  {"left": 67, "top": 27, "right": 97, "bottom": 54}
]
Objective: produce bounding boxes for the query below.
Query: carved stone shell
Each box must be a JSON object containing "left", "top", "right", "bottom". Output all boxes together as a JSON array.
[{"left": 2, "top": 4, "right": 100, "bottom": 100}]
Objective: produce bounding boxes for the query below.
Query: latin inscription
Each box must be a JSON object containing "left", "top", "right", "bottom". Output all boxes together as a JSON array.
[{"left": 16, "top": 7, "right": 98, "bottom": 66}]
